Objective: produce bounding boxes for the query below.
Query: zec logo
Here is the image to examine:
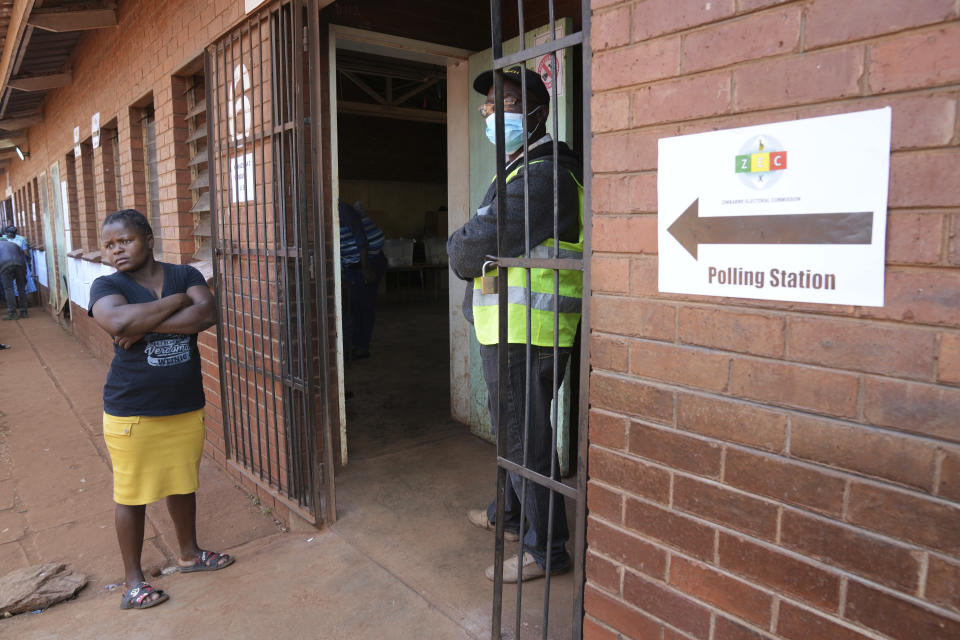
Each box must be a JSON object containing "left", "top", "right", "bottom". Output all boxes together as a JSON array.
[{"left": 735, "top": 134, "right": 788, "bottom": 190}]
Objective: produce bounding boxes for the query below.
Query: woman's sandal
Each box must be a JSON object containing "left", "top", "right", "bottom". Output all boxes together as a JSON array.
[
  {"left": 120, "top": 582, "right": 169, "bottom": 610},
  {"left": 178, "top": 550, "right": 235, "bottom": 573}
]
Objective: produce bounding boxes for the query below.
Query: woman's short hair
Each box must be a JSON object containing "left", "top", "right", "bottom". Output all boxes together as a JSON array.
[{"left": 103, "top": 209, "right": 153, "bottom": 238}]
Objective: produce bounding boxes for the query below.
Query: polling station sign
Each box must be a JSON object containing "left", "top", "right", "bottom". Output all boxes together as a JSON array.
[{"left": 657, "top": 108, "right": 891, "bottom": 306}]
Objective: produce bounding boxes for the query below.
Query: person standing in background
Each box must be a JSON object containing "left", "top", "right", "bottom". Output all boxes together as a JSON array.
[
  {"left": 0, "top": 234, "right": 28, "bottom": 320},
  {"left": 2, "top": 225, "right": 34, "bottom": 310},
  {"left": 339, "top": 201, "right": 386, "bottom": 360}
]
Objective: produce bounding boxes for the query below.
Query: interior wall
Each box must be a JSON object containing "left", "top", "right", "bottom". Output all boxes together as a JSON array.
[{"left": 338, "top": 179, "right": 445, "bottom": 238}]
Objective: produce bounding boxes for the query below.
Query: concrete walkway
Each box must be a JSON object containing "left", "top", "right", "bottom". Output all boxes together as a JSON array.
[{"left": 0, "top": 313, "right": 480, "bottom": 639}]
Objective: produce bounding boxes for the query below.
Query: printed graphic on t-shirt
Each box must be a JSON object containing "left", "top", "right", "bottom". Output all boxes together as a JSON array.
[{"left": 145, "top": 333, "right": 191, "bottom": 367}]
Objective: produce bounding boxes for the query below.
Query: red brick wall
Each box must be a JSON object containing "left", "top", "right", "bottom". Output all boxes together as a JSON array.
[
  {"left": 586, "top": 1, "right": 960, "bottom": 639},
  {"left": 4, "top": 0, "right": 247, "bottom": 508}
]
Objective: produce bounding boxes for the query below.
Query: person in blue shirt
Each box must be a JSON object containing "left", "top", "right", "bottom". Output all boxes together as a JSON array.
[
  {"left": 1, "top": 225, "right": 34, "bottom": 312},
  {"left": 89, "top": 209, "right": 234, "bottom": 610},
  {"left": 0, "top": 236, "right": 27, "bottom": 319},
  {"left": 339, "top": 201, "right": 386, "bottom": 360}
]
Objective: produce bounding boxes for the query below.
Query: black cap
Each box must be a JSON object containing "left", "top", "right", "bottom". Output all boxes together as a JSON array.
[{"left": 473, "top": 65, "right": 550, "bottom": 107}]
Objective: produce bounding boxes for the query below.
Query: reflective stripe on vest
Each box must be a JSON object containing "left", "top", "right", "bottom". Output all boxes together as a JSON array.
[{"left": 472, "top": 160, "right": 584, "bottom": 347}]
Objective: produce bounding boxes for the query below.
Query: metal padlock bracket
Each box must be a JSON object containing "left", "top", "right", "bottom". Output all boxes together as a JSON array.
[{"left": 481, "top": 260, "right": 498, "bottom": 295}]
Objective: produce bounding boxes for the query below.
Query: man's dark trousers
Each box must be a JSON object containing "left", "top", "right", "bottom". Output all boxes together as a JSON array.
[
  {"left": 0, "top": 263, "right": 27, "bottom": 315},
  {"left": 480, "top": 342, "right": 571, "bottom": 570}
]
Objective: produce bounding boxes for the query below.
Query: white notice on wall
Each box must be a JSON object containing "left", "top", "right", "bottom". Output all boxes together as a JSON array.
[
  {"left": 73, "top": 126, "right": 81, "bottom": 158},
  {"left": 534, "top": 26, "right": 564, "bottom": 97},
  {"left": 657, "top": 108, "right": 891, "bottom": 307},
  {"left": 230, "top": 153, "right": 255, "bottom": 203},
  {"left": 61, "top": 180, "right": 71, "bottom": 252},
  {"left": 91, "top": 112, "right": 101, "bottom": 149}
]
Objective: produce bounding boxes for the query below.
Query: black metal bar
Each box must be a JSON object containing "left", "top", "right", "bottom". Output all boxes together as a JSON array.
[
  {"left": 490, "top": 256, "right": 582, "bottom": 271},
  {"left": 573, "top": 3, "right": 592, "bottom": 638},
  {"left": 258, "top": 13, "right": 283, "bottom": 492},
  {"left": 493, "top": 32, "right": 584, "bottom": 69},
  {"left": 269, "top": 6, "right": 292, "bottom": 495},
  {"left": 206, "top": 46, "right": 233, "bottom": 464},
  {"left": 291, "top": 0, "right": 318, "bottom": 513},
  {"left": 307, "top": 0, "right": 336, "bottom": 523},
  {"left": 221, "top": 36, "right": 246, "bottom": 469},
  {"left": 490, "top": 0, "right": 507, "bottom": 635},
  {"left": 240, "top": 22, "right": 268, "bottom": 482},
  {"left": 294, "top": 0, "right": 310, "bottom": 508},
  {"left": 237, "top": 23, "right": 262, "bottom": 481},
  {"left": 496, "top": 456, "right": 578, "bottom": 500},
  {"left": 228, "top": 28, "right": 254, "bottom": 470},
  {"left": 248, "top": 14, "right": 272, "bottom": 485},
  {"left": 542, "top": 1, "right": 560, "bottom": 632},
  {"left": 277, "top": 3, "right": 298, "bottom": 503},
  {"left": 512, "top": 0, "right": 534, "bottom": 628}
]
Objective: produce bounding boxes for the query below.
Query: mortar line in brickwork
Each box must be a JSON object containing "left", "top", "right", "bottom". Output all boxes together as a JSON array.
[
  {"left": 938, "top": 218, "right": 952, "bottom": 267},
  {"left": 858, "top": 45, "right": 869, "bottom": 96},
  {"left": 840, "top": 478, "right": 851, "bottom": 520},
  {"left": 931, "top": 449, "right": 946, "bottom": 497},
  {"left": 769, "top": 596, "right": 780, "bottom": 634},
  {"left": 774, "top": 506, "right": 783, "bottom": 544},
  {"left": 954, "top": 90, "right": 960, "bottom": 143},
  {"left": 917, "top": 553, "right": 930, "bottom": 599},
  {"left": 644, "top": 384, "right": 948, "bottom": 455},
  {"left": 783, "top": 415, "right": 791, "bottom": 455},
  {"left": 667, "top": 470, "right": 675, "bottom": 509},
  {"left": 623, "top": 550, "right": 860, "bottom": 638},
  {"left": 707, "top": 611, "right": 715, "bottom": 640},
  {"left": 788, "top": 581, "right": 888, "bottom": 640},
  {"left": 797, "top": 0, "right": 807, "bottom": 53},
  {"left": 718, "top": 446, "right": 727, "bottom": 483},
  {"left": 619, "top": 469, "right": 946, "bottom": 570},
  {"left": 838, "top": 575, "right": 849, "bottom": 617}
]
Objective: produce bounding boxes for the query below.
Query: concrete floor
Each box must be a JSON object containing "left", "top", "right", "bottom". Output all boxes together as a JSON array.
[
  {"left": 0, "top": 294, "right": 577, "bottom": 639},
  {"left": 337, "top": 297, "right": 578, "bottom": 640}
]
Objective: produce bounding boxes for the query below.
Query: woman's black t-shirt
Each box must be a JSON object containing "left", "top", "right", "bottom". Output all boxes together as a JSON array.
[{"left": 88, "top": 263, "right": 207, "bottom": 417}]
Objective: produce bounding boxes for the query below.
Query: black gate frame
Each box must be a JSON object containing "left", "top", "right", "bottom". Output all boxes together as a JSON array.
[
  {"left": 487, "top": 1, "right": 592, "bottom": 638},
  {"left": 206, "top": 0, "right": 336, "bottom": 526}
]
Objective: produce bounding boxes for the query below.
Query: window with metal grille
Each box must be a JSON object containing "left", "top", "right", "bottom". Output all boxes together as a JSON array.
[
  {"left": 185, "top": 70, "right": 212, "bottom": 275},
  {"left": 142, "top": 105, "right": 162, "bottom": 256}
]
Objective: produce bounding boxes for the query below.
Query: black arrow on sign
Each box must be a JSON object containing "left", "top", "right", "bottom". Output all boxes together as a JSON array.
[{"left": 667, "top": 199, "right": 874, "bottom": 260}]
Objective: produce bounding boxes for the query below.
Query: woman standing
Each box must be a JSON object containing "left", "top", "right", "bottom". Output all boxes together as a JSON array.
[{"left": 89, "top": 209, "right": 234, "bottom": 610}]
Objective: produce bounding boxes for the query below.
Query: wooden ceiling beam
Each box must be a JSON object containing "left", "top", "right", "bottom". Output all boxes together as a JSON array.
[
  {"left": 0, "top": 114, "right": 40, "bottom": 129},
  {"left": 27, "top": 8, "right": 116, "bottom": 32},
  {"left": 7, "top": 70, "right": 69, "bottom": 91},
  {"left": 338, "top": 101, "right": 445, "bottom": 124}
]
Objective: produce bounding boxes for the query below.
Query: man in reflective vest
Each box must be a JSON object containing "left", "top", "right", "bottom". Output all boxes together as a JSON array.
[{"left": 448, "top": 65, "right": 583, "bottom": 582}]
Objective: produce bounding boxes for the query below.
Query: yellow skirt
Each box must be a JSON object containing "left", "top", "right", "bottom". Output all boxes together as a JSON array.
[{"left": 103, "top": 409, "right": 205, "bottom": 505}]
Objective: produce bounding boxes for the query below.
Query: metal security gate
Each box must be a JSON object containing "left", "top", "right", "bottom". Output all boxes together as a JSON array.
[
  {"left": 486, "top": 1, "right": 591, "bottom": 638},
  {"left": 206, "top": 0, "right": 336, "bottom": 525}
]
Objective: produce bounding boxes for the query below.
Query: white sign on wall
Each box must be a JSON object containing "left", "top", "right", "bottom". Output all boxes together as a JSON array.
[
  {"left": 61, "top": 180, "right": 71, "bottom": 252},
  {"left": 230, "top": 153, "right": 255, "bottom": 203},
  {"left": 534, "top": 25, "right": 564, "bottom": 97},
  {"left": 73, "top": 126, "right": 81, "bottom": 157},
  {"left": 91, "top": 112, "right": 101, "bottom": 149},
  {"left": 658, "top": 108, "right": 891, "bottom": 307}
]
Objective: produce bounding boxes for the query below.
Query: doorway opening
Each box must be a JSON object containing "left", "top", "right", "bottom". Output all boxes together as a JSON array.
[
  {"left": 328, "top": 24, "right": 582, "bottom": 639},
  {"left": 334, "top": 48, "right": 457, "bottom": 462}
]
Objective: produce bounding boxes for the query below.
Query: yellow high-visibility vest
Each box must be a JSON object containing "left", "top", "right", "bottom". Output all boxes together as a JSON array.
[{"left": 472, "top": 160, "right": 584, "bottom": 347}]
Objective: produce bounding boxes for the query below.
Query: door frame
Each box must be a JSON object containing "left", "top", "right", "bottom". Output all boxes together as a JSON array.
[{"left": 327, "top": 25, "right": 472, "bottom": 465}]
